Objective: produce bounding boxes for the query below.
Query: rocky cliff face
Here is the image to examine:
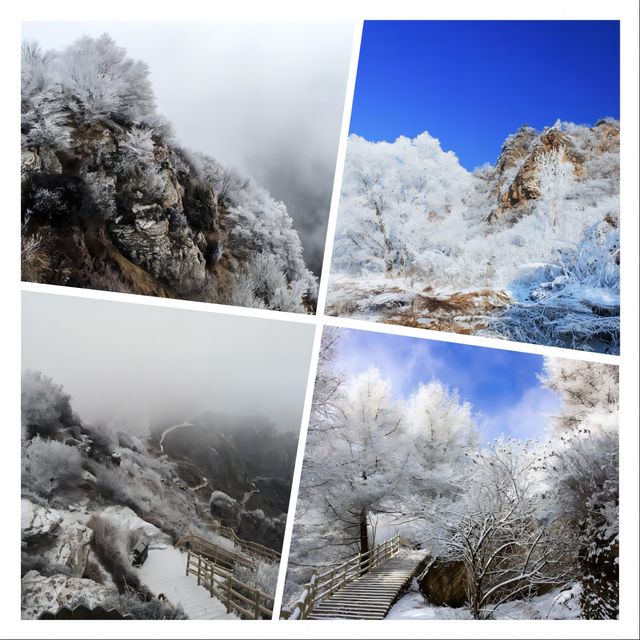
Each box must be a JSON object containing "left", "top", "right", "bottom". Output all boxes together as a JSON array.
[
  {"left": 488, "top": 119, "right": 618, "bottom": 223},
  {"left": 21, "top": 36, "right": 317, "bottom": 312}
]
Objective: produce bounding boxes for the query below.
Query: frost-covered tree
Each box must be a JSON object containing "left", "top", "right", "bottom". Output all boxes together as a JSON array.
[
  {"left": 309, "top": 328, "right": 345, "bottom": 431},
  {"left": 406, "top": 381, "right": 479, "bottom": 470},
  {"left": 541, "top": 359, "right": 619, "bottom": 619},
  {"left": 58, "top": 35, "right": 155, "bottom": 125},
  {"left": 432, "top": 439, "right": 574, "bottom": 619},
  {"left": 535, "top": 148, "right": 576, "bottom": 228},
  {"left": 317, "top": 367, "right": 406, "bottom": 554},
  {"left": 333, "top": 133, "right": 473, "bottom": 277},
  {"left": 21, "top": 41, "right": 72, "bottom": 149},
  {"left": 21, "top": 370, "right": 77, "bottom": 440}
]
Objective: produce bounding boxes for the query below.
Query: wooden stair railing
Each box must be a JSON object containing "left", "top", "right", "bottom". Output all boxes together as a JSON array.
[
  {"left": 215, "top": 524, "right": 281, "bottom": 563},
  {"left": 175, "top": 533, "right": 255, "bottom": 570},
  {"left": 281, "top": 532, "right": 402, "bottom": 620},
  {"left": 186, "top": 550, "right": 274, "bottom": 620}
]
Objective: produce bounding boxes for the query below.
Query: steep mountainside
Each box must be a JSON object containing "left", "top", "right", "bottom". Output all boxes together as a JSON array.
[
  {"left": 328, "top": 119, "right": 620, "bottom": 353},
  {"left": 21, "top": 36, "right": 317, "bottom": 312},
  {"left": 21, "top": 370, "right": 286, "bottom": 618}
]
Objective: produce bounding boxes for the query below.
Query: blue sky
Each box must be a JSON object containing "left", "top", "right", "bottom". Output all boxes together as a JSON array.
[
  {"left": 350, "top": 20, "right": 620, "bottom": 170},
  {"left": 332, "top": 328, "right": 561, "bottom": 443}
]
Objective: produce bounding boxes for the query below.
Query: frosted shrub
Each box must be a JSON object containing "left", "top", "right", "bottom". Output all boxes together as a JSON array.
[
  {"left": 21, "top": 369, "right": 76, "bottom": 439},
  {"left": 22, "top": 436, "right": 84, "bottom": 498},
  {"left": 85, "top": 171, "right": 117, "bottom": 219},
  {"left": 493, "top": 222, "right": 620, "bottom": 353},
  {"left": 57, "top": 35, "right": 155, "bottom": 125}
]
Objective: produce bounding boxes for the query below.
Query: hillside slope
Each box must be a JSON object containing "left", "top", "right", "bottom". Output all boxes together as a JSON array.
[
  {"left": 328, "top": 120, "right": 620, "bottom": 353},
  {"left": 21, "top": 370, "right": 286, "bottom": 618},
  {"left": 21, "top": 36, "right": 317, "bottom": 312}
]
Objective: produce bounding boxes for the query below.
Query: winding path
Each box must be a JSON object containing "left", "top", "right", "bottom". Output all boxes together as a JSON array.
[{"left": 159, "top": 421, "right": 193, "bottom": 454}]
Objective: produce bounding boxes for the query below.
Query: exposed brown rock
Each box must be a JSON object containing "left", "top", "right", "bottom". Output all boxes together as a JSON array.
[
  {"left": 419, "top": 560, "right": 468, "bottom": 607},
  {"left": 488, "top": 127, "right": 585, "bottom": 224},
  {"left": 491, "top": 125, "right": 538, "bottom": 199},
  {"left": 592, "top": 119, "right": 620, "bottom": 154}
]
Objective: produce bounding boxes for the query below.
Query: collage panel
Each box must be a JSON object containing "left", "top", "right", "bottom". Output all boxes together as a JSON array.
[
  {"left": 282, "top": 327, "right": 619, "bottom": 620},
  {"left": 327, "top": 20, "right": 620, "bottom": 354},
  {"left": 20, "top": 21, "right": 353, "bottom": 314},
  {"left": 20, "top": 291, "right": 314, "bottom": 620}
]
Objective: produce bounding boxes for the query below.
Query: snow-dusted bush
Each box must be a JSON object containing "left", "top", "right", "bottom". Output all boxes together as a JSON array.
[
  {"left": 233, "top": 560, "right": 279, "bottom": 597},
  {"left": 22, "top": 436, "right": 84, "bottom": 498},
  {"left": 244, "top": 252, "right": 308, "bottom": 313},
  {"left": 57, "top": 35, "right": 155, "bottom": 125},
  {"left": 87, "top": 515, "right": 141, "bottom": 593},
  {"left": 101, "top": 589, "right": 187, "bottom": 619},
  {"left": 493, "top": 221, "right": 620, "bottom": 353},
  {"left": 333, "top": 133, "right": 473, "bottom": 276},
  {"left": 21, "top": 370, "right": 77, "bottom": 440},
  {"left": 84, "top": 171, "right": 117, "bottom": 219},
  {"left": 21, "top": 41, "right": 72, "bottom": 149}
]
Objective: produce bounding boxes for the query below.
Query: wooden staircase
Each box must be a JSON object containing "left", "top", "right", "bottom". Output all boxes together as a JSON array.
[
  {"left": 308, "top": 550, "right": 428, "bottom": 619},
  {"left": 283, "top": 533, "right": 428, "bottom": 620},
  {"left": 175, "top": 533, "right": 276, "bottom": 619}
]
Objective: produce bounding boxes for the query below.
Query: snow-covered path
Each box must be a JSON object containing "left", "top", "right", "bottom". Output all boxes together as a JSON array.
[
  {"left": 137, "top": 544, "right": 237, "bottom": 620},
  {"left": 159, "top": 421, "right": 193, "bottom": 454}
]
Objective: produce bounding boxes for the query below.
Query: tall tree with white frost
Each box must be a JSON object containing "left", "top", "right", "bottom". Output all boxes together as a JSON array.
[
  {"left": 534, "top": 147, "right": 575, "bottom": 229},
  {"left": 322, "top": 367, "right": 406, "bottom": 555}
]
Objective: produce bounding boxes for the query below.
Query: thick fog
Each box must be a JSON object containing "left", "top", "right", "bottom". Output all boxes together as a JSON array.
[
  {"left": 22, "top": 21, "right": 354, "bottom": 276},
  {"left": 21, "top": 292, "right": 314, "bottom": 434}
]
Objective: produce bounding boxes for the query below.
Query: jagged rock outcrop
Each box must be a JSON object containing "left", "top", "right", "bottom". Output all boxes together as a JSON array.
[
  {"left": 491, "top": 125, "right": 538, "bottom": 199},
  {"left": 488, "top": 127, "right": 585, "bottom": 223}
]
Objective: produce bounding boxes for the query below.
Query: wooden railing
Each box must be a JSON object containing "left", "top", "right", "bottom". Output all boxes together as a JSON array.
[
  {"left": 186, "top": 550, "right": 274, "bottom": 619},
  {"left": 281, "top": 532, "right": 401, "bottom": 620},
  {"left": 215, "top": 524, "right": 281, "bottom": 564},
  {"left": 175, "top": 533, "right": 255, "bottom": 570}
]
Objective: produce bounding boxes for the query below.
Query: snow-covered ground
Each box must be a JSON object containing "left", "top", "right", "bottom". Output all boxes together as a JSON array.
[
  {"left": 102, "top": 505, "right": 237, "bottom": 619},
  {"left": 137, "top": 544, "right": 237, "bottom": 620},
  {"left": 387, "top": 579, "right": 582, "bottom": 620}
]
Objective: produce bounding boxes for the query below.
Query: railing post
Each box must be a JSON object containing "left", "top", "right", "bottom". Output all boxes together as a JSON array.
[
  {"left": 254, "top": 589, "right": 261, "bottom": 620},
  {"left": 186, "top": 550, "right": 190, "bottom": 576},
  {"left": 225, "top": 575, "right": 232, "bottom": 613},
  {"left": 197, "top": 554, "right": 202, "bottom": 585}
]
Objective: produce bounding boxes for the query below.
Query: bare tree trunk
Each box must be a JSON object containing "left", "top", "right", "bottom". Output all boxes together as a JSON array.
[
  {"left": 359, "top": 508, "right": 370, "bottom": 573},
  {"left": 373, "top": 203, "right": 394, "bottom": 275}
]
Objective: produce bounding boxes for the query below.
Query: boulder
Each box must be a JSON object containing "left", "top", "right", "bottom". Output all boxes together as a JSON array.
[
  {"left": 419, "top": 559, "right": 468, "bottom": 607},
  {"left": 50, "top": 522, "right": 94, "bottom": 578},
  {"left": 21, "top": 570, "right": 116, "bottom": 620},
  {"left": 21, "top": 500, "right": 63, "bottom": 540}
]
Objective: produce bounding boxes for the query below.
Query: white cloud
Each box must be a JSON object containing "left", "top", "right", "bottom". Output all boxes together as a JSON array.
[{"left": 477, "top": 385, "right": 561, "bottom": 442}]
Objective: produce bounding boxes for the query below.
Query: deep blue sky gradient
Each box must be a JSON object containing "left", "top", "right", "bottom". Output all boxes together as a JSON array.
[
  {"left": 350, "top": 21, "right": 620, "bottom": 169},
  {"left": 334, "top": 328, "right": 560, "bottom": 443}
]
